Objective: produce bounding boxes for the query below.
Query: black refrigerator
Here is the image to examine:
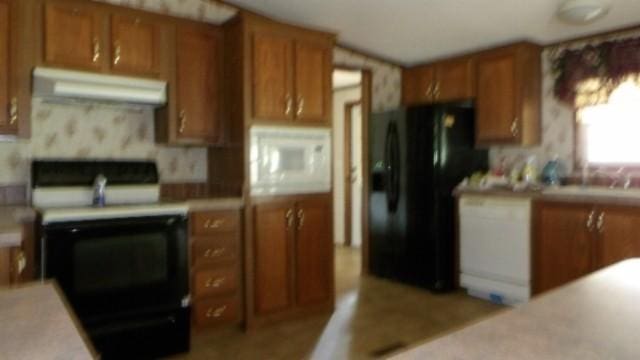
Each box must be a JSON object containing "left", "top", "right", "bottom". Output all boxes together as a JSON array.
[{"left": 369, "top": 102, "right": 488, "bottom": 291}]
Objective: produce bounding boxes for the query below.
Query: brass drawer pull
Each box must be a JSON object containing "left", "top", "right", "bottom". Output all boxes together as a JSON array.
[
  {"left": 284, "top": 94, "right": 293, "bottom": 116},
  {"left": 206, "top": 305, "right": 227, "bottom": 318},
  {"left": 204, "top": 218, "right": 225, "bottom": 229},
  {"left": 205, "top": 277, "right": 225, "bottom": 288},
  {"left": 179, "top": 109, "right": 187, "bottom": 134},
  {"left": 92, "top": 37, "right": 100, "bottom": 63},
  {"left": 204, "top": 247, "right": 225, "bottom": 258},
  {"left": 297, "top": 209, "right": 305, "bottom": 230},
  {"left": 113, "top": 40, "right": 121, "bottom": 65},
  {"left": 9, "top": 97, "right": 18, "bottom": 125},
  {"left": 296, "top": 96, "right": 304, "bottom": 117}
]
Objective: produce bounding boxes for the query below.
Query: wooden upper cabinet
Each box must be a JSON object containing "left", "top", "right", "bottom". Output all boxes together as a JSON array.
[
  {"left": 44, "top": 1, "right": 104, "bottom": 70},
  {"left": 176, "top": 25, "right": 221, "bottom": 143},
  {"left": 0, "top": 0, "right": 10, "bottom": 133},
  {"left": 252, "top": 32, "right": 293, "bottom": 121},
  {"left": 534, "top": 202, "right": 594, "bottom": 294},
  {"left": 295, "top": 197, "right": 332, "bottom": 306},
  {"left": 402, "top": 57, "right": 473, "bottom": 106},
  {"left": 475, "top": 43, "right": 541, "bottom": 146},
  {"left": 253, "top": 201, "right": 295, "bottom": 315},
  {"left": 434, "top": 57, "right": 474, "bottom": 102},
  {"left": 595, "top": 206, "right": 640, "bottom": 270},
  {"left": 110, "top": 14, "right": 159, "bottom": 76},
  {"left": 402, "top": 65, "right": 435, "bottom": 105},
  {"left": 294, "top": 42, "right": 329, "bottom": 123}
]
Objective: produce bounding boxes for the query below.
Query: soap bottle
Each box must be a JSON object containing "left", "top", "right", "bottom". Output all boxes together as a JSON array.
[{"left": 522, "top": 156, "right": 538, "bottom": 184}]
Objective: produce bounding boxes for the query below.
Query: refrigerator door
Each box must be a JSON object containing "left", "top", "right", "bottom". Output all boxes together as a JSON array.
[{"left": 369, "top": 109, "right": 407, "bottom": 280}]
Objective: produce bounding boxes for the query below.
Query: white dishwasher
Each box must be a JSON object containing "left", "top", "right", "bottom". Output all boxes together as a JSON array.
[{"left": 459, "top": 195, "right": 531, "bottom": 305}]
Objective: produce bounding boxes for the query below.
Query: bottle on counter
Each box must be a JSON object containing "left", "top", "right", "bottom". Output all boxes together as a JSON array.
[
  {"left": 522, "top": 155, "right": 538, "bottom": 184},
  {"left": 542, "top": 155, "right": 564, "bottom": 186}
]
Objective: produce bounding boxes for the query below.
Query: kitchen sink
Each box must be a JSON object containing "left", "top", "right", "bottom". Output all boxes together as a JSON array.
[{"left": 543, "top": 185, "right": 640, "bottom": 199}]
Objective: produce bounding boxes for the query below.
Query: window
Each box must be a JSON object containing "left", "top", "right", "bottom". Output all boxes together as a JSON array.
[{"left": 578, "top": 80, "right": 640, "bottom": 166}]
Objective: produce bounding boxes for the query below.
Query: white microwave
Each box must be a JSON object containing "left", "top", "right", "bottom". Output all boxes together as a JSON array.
[{"left": 250, "top": 126, "right": 332, "bottom": 196}]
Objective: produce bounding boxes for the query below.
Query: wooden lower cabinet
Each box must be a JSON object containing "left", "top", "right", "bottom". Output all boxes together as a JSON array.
[
  {"left": 189, "top": 209, "right": 242, "bottom": 330},
  {"left": 534, "top": 201, "right": 640, "bottom": 294},
  {"left": 251, "top": 194, "right": 333, "bottom": 323}
]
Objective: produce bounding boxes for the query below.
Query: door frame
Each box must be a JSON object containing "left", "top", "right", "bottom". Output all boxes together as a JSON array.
[
  {"left": 333, "top": 65, "right": 372, "bottom": 275},
  {"left": 343, "top": 100, "right": 362, "bottom": 247}
]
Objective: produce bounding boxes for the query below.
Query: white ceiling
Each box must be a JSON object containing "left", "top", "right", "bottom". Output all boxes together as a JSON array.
[
  {"left": 225, "top": 0, "right": 640, "bottom": 65},
  {"left": 333, "top": 69, "right": 362, "bottom": 89}
]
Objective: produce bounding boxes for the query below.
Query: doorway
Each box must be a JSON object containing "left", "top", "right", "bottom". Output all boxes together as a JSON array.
[{"left": 332, "top": 67, "right": 372, "bottom": 290}]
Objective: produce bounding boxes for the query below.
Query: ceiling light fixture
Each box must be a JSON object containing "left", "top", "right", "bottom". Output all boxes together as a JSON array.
[{"left": 557, "top": 0, "right": 611, "bottom": 24}]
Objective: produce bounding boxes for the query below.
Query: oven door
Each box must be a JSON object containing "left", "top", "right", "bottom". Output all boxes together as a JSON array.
[{"left": 42, "top": 215, "right": 189, "bottom": 321}]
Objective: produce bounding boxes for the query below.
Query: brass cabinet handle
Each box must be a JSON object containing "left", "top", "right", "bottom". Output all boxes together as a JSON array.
[
  {"left": 113, "top": 40, "right": 121, "bottom": 65},
  {"left": 284, "top": 94, "right": 293, "bottom": 116},
  {"left": 92, "top": 37, "right": 100, "bottom": 63},
  {"left": 597, "top": 212, "right": 605, "bottom": 233},
  {"left": 206, "top": 305, "right": 227, "bottom": 318},
  {"left": 586, "top": 210, "right": 595, "bottom": 231},
  {"left": 179, "top": 109, "right": 187, "bottom": 134},
  {"left": 9, "top": 97, "right": 18, "bottom": 125},
  {"left": 433, "top": 82, "right": 441, "bottom": 99},
  {"left": 204, "top": 247, "right": 225, "bottom": 258},
  {"left": 297, "top": 209, "right": 305, "bottom": 230},
  {"left": 286, "top": 209, "right": 294, "bottom": 229},
  {"left": 296, "top": 96, "right": 304, "bottom": 117},
  {"left": 510, "top": 118, "right": 520, "bottom": 137},
  {"left": 14, "top": 250, "right": 26, "bottom": 276},
  {"left": 205, "top": 277, "right": 225, "bottom": 288},
  {"left": 425, "top": 83, "right": 434, "bottom": 98},
  {"left": 204, "top": 218, "right": 224, "bottom": 229}
]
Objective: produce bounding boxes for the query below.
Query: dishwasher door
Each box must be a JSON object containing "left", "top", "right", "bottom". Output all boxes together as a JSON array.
[{"left": 459, "top": 195, "right": 531, "bottom": 304}]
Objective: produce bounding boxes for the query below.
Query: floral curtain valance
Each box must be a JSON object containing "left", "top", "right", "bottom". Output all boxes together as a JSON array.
[{"left": 552, "top": 37, "right": 640, "bottom": 107}]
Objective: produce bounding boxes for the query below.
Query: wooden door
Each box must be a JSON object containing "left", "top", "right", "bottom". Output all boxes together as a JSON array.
[
  {"left": 476, "top": 50, "right": 518, "bottom": 143},
  {"left": 110, "top": 14, "right": 159, "bottom": 76},
  {"left": 253, "top": 201, "right": 295, "bottom": 315},
  {"left": 402, "top": 65, "right": 435, "bottom": 105},
  {"left": 44, "top": 1, "right": 104, "bottom": 70},
  {"left": 534, "top": 202, "right": 594, "bottom": 294},
  {"left": 0, "top": 0, "right": 9, "bottom": 132},
  {"left": 176, "top": 26, "right": 221, "bottom": 143},
  {"left": 595, "top": 206, "right": 640, "bottom": 270},
  {"left": 434, "top": 58, "right": 474, "bottom": 102},
  {"left": 252, "top": 33, "right": 293, "bottom": 121},
  {"left": 295, "top": 196, "right": 332, "bottom": 306},
  {"left": 294, "top": 42, "right": 328, "bottom": 123}
]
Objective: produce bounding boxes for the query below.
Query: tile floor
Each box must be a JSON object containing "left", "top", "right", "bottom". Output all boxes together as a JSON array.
[{"left": 174, "top": 246, "right": 502, "bottom": 360}]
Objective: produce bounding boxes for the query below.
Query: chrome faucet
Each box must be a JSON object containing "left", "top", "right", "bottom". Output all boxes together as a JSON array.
[{"left": 93, "top": 173, "right": 107, "bottom": 207}]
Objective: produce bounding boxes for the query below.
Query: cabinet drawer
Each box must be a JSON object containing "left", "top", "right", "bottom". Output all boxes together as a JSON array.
[
  {"left": 193, "top": 297, "right": 238, "bottom": 327},
  {"left": 192, "top": 235, "right": 238, "bottom": 267},
  {"left": 193, "top": 267, "right": 237, "bottom": 298},
  {"left": 192, "top": 211, "right": 239, "bottom": 235}
]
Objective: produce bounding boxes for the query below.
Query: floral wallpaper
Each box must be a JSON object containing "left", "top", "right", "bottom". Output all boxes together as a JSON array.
[
  {"left": 0, "top": 99, "right": 207, "bottom": 185},
  {"left": 334, "top": 47, "right": 402, "bottom": 111}
]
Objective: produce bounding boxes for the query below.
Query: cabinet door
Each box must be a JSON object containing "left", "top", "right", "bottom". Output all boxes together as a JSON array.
[
  {"left": 596, "top": 206, "right": 640, "bottom": 270},
  {"left": 434, "top": 58, "right": 474, "bottom": 102},
  {"left": 253, "top": 201, "right": 295, "bottom": 315},
  {"left": 534, "top": 202, "right": 593, "bottom": 294},
  {"left": 44, "top": 1, "right": 103, "bottom": 70},
  {"left": 176, "top": 26, "right": 221, "bottom": 143},
  {"left": 252, "top": 33, "right": 293, "bottom": 121},
  {"left": 0, "top": 0, "right": 9, "bottom": 132},
  {"left": 110, "top": 14, "right": 159, "bottom": 76},
  {"left": 402, "top": 65, "right": 435, "bottom": 105},
  {"left": 476, "top": 51, "right": 517, "bottom": 143},
  {"left": 294, "top": 42, "right": 329, "bottom": 123},
  {"left": 295, "top": 197, "right": 332, "bottom": 306}
]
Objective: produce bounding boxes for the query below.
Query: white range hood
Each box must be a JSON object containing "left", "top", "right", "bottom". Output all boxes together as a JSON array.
[{"left": 32, "top": 67, "right": 167, "bottom": 106}]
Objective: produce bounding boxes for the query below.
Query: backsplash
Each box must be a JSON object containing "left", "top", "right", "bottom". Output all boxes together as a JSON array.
[
  {"left": 334, "top": 47, "right": 402, "bottom": 111},
  {"left": 0, "top": 99, "right": 207, "bottom": 185}
]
